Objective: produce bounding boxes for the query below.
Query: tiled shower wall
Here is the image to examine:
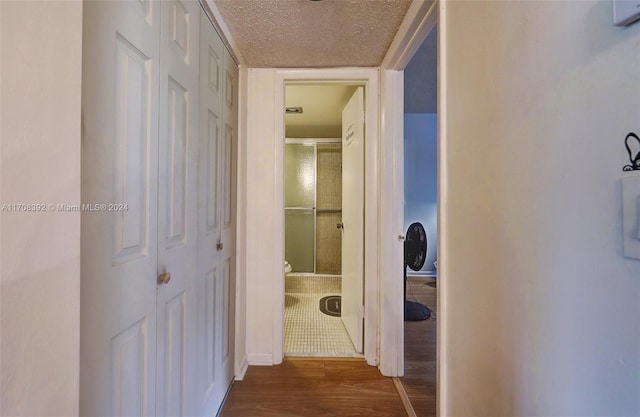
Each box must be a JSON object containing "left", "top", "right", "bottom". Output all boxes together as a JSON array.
[{"left": 316, "top": 143, "right": 342, "bottom": 274}]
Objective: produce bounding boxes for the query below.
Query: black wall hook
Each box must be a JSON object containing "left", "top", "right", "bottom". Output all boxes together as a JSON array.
[{"left": 623, "top": 132, "right": 640, "bottom": 171}]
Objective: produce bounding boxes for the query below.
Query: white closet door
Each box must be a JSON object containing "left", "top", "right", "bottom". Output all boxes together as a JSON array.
[
  {"left": 196, "top": 9, "right": 224, "bottom": 414},
  {"left": 197, "top": 10, "right": 237, "bottom": 414},
  {"left": 80, "top": 1, "right": 160, "bottom": 416},
  {"left": 155, "top": 1, "right": 200, "bottom": 416},
  {"left": 220, "top": 26, "right": 238, "bottom": 408},
  {"left": 82, "top": 2, "right": 235, "bottom": 416}
]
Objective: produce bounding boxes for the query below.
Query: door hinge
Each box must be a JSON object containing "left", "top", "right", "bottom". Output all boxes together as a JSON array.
[{"left": 359, "top": 305, "right": 365, "bottom": 320}]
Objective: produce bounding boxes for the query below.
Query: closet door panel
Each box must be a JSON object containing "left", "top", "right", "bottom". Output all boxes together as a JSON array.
[
  {"left": 197, "top": 9, "right": 231, "bottom": 414},
  {"left": 219, "top": 39, "right": 238, "bottom": 404},
  {"left": 156, "top": 1, "right": 200, "bottom": 416},
  {"left": 80, "top": 1, "right": 160, "bottom": 416},
  {"left": 82, "top": 3, "right": 235, "bottom": 416}
]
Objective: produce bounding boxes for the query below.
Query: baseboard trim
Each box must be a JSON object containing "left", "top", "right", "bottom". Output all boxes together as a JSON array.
[
  {"left": 247, "top": 353, "right": 274, "bottom": 366},
  {"left": 235, "top": 354, "right": 249, "bottom": 381},
  {"left": 392, "top": 377, "right": 418, "bottom": 417}
]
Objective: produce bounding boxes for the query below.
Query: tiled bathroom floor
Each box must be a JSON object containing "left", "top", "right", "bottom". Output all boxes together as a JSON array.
[{"left": 284, "top": 274, "right": 360, "bottom": 357}]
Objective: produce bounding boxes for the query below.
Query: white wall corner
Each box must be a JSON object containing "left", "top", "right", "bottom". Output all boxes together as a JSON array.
[{"left": 234, "top": 354, "right": 249, "bottom": 381}]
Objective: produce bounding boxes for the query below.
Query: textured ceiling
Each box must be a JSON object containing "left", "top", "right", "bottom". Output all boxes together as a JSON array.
[{"left": 213, "top": 0, "right": 413, "bottom": 68}]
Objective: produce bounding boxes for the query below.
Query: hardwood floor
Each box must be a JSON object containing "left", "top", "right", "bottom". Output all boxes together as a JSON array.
[
  {"left": 401, "top": 276, "right": 437, "bottom": 417},
  {"left": 219, "top": 358, "right": 408, "bottom": 417},
  {"left": 219, "top": 278, "right": 436, "bottom": 417}
]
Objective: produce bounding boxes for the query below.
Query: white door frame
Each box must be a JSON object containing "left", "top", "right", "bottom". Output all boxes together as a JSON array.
[
  {"left": 273, "top": 68, "right": 380, "bottom": 367},
  {"left": 380, "top": 0, "right": 440, "bottom": 400}
]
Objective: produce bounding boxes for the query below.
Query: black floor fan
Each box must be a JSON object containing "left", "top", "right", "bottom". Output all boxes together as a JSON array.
[{"left": 404, "top": 222, "right": 431, "bottom": 321}]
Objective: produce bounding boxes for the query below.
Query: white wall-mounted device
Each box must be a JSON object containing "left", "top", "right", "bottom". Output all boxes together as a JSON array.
[{"left": 613, "top": 0, "right": 640, "bottom": 26}]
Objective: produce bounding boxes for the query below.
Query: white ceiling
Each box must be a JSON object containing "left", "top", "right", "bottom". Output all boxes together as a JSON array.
[
  {"left": 285, "top": 84, "right": 357, "bottom": 138},
  {"left": 212, "top": 0, "right": 413, "bottom": 68}
]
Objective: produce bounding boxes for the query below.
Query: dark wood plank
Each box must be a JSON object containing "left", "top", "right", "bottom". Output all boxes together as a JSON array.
[
  {"left": 401, "top": 276, "right": 437, "bottom": 417},
  {"left": 219, "top": 358, "right": 408, "bottom": 417}
]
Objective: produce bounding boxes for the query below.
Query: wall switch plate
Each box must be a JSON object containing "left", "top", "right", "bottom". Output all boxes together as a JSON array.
[
  {"left": 613, "top": 0, "right": 640, "bottom": 26},
  {"left": 621, "top": 176, "right": 640, "bottom": 259}
]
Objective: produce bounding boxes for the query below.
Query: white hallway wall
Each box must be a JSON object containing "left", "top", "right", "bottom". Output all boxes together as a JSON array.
[
  {"left": 242, "top": 69, "right": 280, "bottom": 365},
  {"left": 440, "top": 0, "right": 640, "bottom": 415},
  {"left": 0, "top": 2, "right": 82, "bottom": 416}
]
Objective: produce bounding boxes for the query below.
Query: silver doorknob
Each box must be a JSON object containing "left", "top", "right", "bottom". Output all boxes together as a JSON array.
[
  {"left": 336, "top": 222, "right": 344, "bottom": 229},
  {"left": 158, "top": 272, "right": 171, "bottom": 285}
]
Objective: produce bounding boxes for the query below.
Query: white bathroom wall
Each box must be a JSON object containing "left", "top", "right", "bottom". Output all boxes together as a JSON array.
[
  {"left": 440, "top": 1, "right": 640, "bottom": 415},
  {"left": 1, "top": 2, "right": 82, "bottom": 415}
]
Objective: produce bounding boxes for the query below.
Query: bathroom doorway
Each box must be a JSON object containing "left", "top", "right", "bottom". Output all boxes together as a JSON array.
[{"left": 283, "top": 83, "right": 364, "bottom": 357}]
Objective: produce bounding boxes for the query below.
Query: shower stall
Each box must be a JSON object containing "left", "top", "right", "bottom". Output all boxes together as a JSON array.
[{"left": 285, "top": 139, "right": 342, "bottom": 275}]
